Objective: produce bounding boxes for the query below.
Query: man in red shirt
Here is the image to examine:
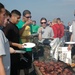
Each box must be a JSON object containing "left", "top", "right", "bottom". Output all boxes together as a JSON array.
[
  {"left": 57, "top": 18, "right": 64, "bottom": 39},
  {"left": 51, "top": 18, "right": 61, "bottom": 38}
]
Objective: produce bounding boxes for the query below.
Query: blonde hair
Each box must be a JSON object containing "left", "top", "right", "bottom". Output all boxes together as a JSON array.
[{"left": 52, "top": 18, "right": 58, "bottom": 23}]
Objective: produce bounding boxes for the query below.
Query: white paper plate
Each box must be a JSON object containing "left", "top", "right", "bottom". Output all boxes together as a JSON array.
[
  {"left": 22, "top": 42, "right": 36, "bottom": 48},
  {"left": 15, "top": 50, "right": 26, "bottom": 53},
  {"left": 65, "top": 42, "right": 75, "bottom": 44}
]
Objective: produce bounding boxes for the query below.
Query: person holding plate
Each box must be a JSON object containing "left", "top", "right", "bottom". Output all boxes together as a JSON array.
[
  {"left": 68, "top": 20, "right": 75, "bottom": 63},
  {"left": 3, "top": 9, "right": 24, "bottom": 75}
]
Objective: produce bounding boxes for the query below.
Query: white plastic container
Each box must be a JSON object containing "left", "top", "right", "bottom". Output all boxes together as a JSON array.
[{"left": 58, "top": 47, "right": 72, "bottom": 64}]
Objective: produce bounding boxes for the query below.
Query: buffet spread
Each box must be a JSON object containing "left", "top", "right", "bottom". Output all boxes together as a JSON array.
[
  {"left": 33, "top": 38, "right": 75, "bottom": 75},
  {"left": 33, "top": 60, "right": 75, "bottom": 75}
]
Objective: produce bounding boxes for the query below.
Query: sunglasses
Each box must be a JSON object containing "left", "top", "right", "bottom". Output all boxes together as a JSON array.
[
  {"left": 7, "top": 19, "right": 9, "bottom": 22},
  {"left": 41, "top": 22, "right": 46, "bottom": 24},
  {"left": 25, "top": 16, "right": 32, "bottom": 18}
]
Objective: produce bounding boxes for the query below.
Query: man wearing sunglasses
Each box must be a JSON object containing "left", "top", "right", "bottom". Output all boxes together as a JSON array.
[
  {"left": 17, "top": 10, "right": 32, "bottom": 43},
  {"left": 16, "top": 10, "right": 32, "bottom": 75},
  {"left": 38, "top": 17, "right": 54, "bottom": 59},
  {"left": 38, "top": 17, "right": 54, "bottom": 42}
]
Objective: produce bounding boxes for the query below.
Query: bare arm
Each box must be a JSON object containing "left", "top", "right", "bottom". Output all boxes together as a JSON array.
[
  {"left": 0, "top": 56, "right": 6, "bottom": 75},
  {"left": 9, "top": 42, "right": 23, "bottom": 49},
  {"left": 38, "top": 33, "right": 42, "bottom": 41},
  {"left": 10, "top": 47, "right": 16, "bottom": 54},
  {"left": 70, "top": 34, "right": 73, "bottom": 42},
  {"left": 68, "top": 34, "right": 73, "bottom": 50},
  {"left": 38, "top": 27, "right": 42, "bottom": 41}
]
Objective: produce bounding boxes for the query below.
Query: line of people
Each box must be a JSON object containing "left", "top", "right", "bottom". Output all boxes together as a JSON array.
[{"left": 0, "top": 2, "right": 72, "bottom": 75}]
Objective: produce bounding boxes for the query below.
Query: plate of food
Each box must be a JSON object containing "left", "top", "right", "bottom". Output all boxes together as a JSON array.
[
  {"left": 65, "top": 42, "right": 75, "bottom": 44},
  {"left": 22, "top": 42, "right": 36, "bottom": 48}
]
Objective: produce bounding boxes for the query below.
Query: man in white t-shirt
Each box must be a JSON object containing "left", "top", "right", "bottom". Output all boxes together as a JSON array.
[
  {"left": 68, "top": 20, "right": 75, "bottom": 63},
  {"left": 69, "top": 24, "right": 72, "bottom": 33}
]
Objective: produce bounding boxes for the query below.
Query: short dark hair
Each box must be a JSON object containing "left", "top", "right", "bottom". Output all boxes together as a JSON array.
[
  {"left": 5, "top": 9, "right": 11, "bottom": 17},
  {"left": 0, "top": 3, "right": 5, "bottom": 13},
  {"left": 57, "top": 18, "right": 61, "bottom": 21},
  {"left": 23, "top": 10, "right": 31, "bottom": 16},
  {"left": 33, "top": 20, "right": 36, "bottom": 23},
  {"left": 11, "top": 9, "right": 21, "bottom": 16},
  {"left": 40, "top": 17, "right": 47, "bottom": 23}
]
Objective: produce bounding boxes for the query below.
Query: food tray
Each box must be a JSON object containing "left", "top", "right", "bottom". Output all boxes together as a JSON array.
[
  {"left": 34, "top": 66, "right": 42, "bottom": 75},
  {"left": 33, "top": 60, "right": 75, "bottom": 75}
]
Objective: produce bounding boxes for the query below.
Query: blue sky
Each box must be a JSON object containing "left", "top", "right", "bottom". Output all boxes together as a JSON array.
[{"left": 0, "top": 0, "right": 75, "bottom": 26}]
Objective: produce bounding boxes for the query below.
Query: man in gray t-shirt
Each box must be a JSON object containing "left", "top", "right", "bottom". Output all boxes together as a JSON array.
[
  {"left": 38, "top": 26, "right": 54, "bottom": 42},
  {"left": 38, "top": 17, "right": 54, "bottom": 58},
  {"left": 38, "top": 17, "right": 54, "bottom": 42},
  {"left": 0, "top": 3, "right": 10, "bottom": 75},
  {"left": 0, "top": 30, "right": 10, "bottom": 75}
]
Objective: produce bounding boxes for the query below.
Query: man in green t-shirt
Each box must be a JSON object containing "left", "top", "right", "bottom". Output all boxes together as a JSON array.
[
  {"left": 16, "top": 10, "right": 33, "bottom": 75},
  {"left": 31, "top": 20, "right": 40, "bottom": 34},
  {"left": 16, "top": 10, "right": 32, "bottom": 51}
]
